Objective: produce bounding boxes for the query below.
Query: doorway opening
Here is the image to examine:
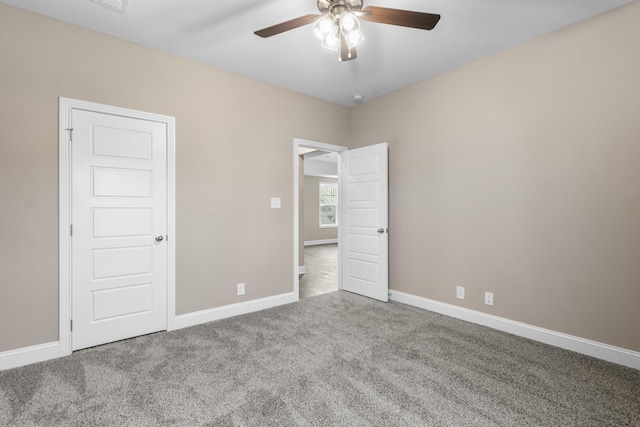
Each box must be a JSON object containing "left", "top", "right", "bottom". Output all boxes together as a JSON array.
[
  {"left": 293, "top": 139, "right": 347, "bottom": 300},
  {"left": 293, "top": 139, "right": 389, "bottom": 302},
  {"left": 301, "top": 151, "right": 339, "bottom": 298}
]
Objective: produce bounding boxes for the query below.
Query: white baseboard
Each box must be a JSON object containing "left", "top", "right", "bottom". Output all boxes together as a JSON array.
[
  {"left": 1, "top": 293, "right": 298, "bottom": 370},
  {"left": 0, "top": 341, "right": 60, "bottom": 371},
  {"left": 7, "top": 292, "right": 636, "bottom": 372},
  {"left": 304, "top": 239, "right": 338, "bottom": 246},
  {"left": 172, "top": 291, "right": 298, "bottom": 330},
  {"left": 389, "top": 290, "right": 640, "bottom": 371},
  {"left": 299, "top": 266, "right": 306, "bottom": 275}
]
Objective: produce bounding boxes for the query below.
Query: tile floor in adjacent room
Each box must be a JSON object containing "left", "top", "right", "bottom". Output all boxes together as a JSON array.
[{"left": 299, "top": 243, "right": 338, "bottom": 299}]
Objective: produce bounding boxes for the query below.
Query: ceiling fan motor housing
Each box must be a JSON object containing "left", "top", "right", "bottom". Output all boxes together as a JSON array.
[{"left": 318, "top": 0, "right": 364, "bottom": 13}]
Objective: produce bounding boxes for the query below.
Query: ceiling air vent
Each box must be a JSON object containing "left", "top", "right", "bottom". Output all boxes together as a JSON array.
[{"left": 90, "top": 0, "right": 129, "bottom": 13}]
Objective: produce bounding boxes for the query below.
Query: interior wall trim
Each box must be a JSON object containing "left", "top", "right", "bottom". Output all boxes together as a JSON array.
[
  {"left": 304, "top": 239, "right": 338, "bottom": 246},
  {"left": 390, "top": 290, "right": 640, "bottom": 371},
  {"left": 0, "top": 342, "right": 60, "bottom": 371},
  {"left": 172, "top": 292, "right": 298, "bottom": 330}
]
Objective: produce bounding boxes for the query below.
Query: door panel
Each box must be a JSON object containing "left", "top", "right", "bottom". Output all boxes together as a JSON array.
[
  {"left": 341, "top": 143, "right": 389, "bottom": 302},
  {"left": 348, "top": 235, "right": 378, "bottom": 255},
  {"left": 92, "top": 284, "right": 153, "bottom": 321},
  {"left": 92, "top": 208, "right": 152, "bottom": 237},
  {"left": 348, "top": 209, "right": 378, "bottom": 228},
  {"left": 92, "top": 246, "right": 152, "bottom": 279},
  {"left": 92, "top": 167, "right": 152, "bottom": 197},
  {"left": 348, "top": 259, "right": 379, "bottom": 283},
  {"left": 348, "top": 181, "right": 379, "bottom": 201},
  {"left": 92, "top": 127, "right": 153, "bottom": 160},
  {"left": 72, "top": 109, "right": 167, "bottom": 350}
]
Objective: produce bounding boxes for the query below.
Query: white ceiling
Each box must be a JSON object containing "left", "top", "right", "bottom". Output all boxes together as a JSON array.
[
  {"left": 304, "top": 151, "right": 339, "bottom": 177},
  {"left": 304, "top": 151, "right": 339, "bottom": 164},
  {"left": 2, "top": 0, "right": 632, "bottom": 106}
]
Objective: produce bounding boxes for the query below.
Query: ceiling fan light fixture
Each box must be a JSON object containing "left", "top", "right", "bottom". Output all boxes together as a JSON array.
[
  {"left": 322, "top": 32, "right": 340, "bottom": 51},
  {"left": 317, "top": 6, "right": 363, "bottom": 59},
  {"left": 340, "top": 12, "right": 358, "bottom": 32},
  {"left": 313, "top": 15, "right": 336, "bottom": 40},
  {"left": 346, "top": 29, "right": 364, "bottom": 47}
]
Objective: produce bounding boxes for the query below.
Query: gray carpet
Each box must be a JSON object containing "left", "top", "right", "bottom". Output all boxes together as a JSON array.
[{"left": 1, "top": 291, "right": 638, "bottom": 426}]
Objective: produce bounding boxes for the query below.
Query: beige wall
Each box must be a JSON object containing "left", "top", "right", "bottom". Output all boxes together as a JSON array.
[
  {"left": 2, "top": 2, "right": 639, "bottom": 356},
  {"left": 303, "top": 176, "right": 338, "bottom": 243},
  {"left": 349, "top": 2, "right": 640, "bottom": 352},
  {"left": 0, "top": 4, "right": 348, "bottom": 352}
]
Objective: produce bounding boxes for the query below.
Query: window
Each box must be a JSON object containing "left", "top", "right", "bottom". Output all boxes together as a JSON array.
[{"left": 319, "top": 182, "right": 338, "bottom": 228}]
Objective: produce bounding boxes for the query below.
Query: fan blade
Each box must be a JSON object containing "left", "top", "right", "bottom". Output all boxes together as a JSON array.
[
  {"left": 361, "top": 6, "right": 440, "bottom": 31},
  {"left": 339, "top": 33, "right": 357, "bottom": 62},
  {"left": 254, "top": 14, "right": 321, "bottom": 38},
  {"left": 348, "top": 46, "right": 357, "bottom": 61}
]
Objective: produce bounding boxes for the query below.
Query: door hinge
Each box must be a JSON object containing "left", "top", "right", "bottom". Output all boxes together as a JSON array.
[
  {"left": 70, "top": 319, "right": 73, "bottom": 332},
  {"left": 67, "top": 128, "right": 74, "bottom": 142},
  {"left": 70, "top": 224, "right": 73, "bottom": 236}
]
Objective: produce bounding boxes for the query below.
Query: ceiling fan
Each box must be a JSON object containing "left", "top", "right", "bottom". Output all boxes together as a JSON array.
[{"left": 254, "top": 0, "right": 441, "bottom": 62}]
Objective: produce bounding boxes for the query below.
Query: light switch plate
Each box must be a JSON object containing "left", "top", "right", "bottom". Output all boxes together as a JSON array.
[{"left": 271, "top": 197, "right": 281, "bottom": 209}]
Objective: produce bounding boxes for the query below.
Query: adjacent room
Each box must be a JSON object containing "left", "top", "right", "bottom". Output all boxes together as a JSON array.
[
  {"left": 1, "top": 0, "right": 639, "bottom": 425},
  {"left": 299, "top": 150, "right": 339, "bottom": 299}
]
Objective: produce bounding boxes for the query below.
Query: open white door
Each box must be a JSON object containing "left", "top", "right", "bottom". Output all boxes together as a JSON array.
[{"left": 340, "top": 143, "right": 388, "bottom": 302}]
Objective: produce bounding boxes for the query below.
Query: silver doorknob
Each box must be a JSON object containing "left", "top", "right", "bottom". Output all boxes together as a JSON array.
[
  {"left": 155, "top": 235, "right": 164, "bottom": 242},
  {"left": 378, "top": 228, "right": 385, "bottom": 234}
]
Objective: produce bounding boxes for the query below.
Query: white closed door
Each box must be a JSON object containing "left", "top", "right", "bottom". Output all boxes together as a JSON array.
[
  {"left": 71, "top": 109, "right": 168, "bottom": 351},
  {"left": 341, "top": 143, "right": 389, "bottom": 302}
]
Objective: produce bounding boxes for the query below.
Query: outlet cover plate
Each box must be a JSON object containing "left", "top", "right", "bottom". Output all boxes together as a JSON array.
[
  {"left": 485, "top": 291, "right": 494, "bottom": 306},
  {"left": 237, "top": 283, "right": 245, "bottom": 296},
  {"left": 456, "top": 286, "right": 465, "bottom": 300}
]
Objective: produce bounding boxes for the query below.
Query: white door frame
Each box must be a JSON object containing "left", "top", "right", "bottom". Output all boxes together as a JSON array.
[
  {"left": 293, "top": 138, "right": 347, "bottom": 298},
  {"left": 58, "top": 97, "right": 176, "bottom": 357}
]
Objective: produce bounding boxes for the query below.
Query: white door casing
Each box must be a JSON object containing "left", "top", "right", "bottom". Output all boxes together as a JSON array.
[
  {"left": 59, "top": 98, "right": 176, "bottom": 355},
  {"left": 340, "top": 143, "right": 389, "bottom": 302}
]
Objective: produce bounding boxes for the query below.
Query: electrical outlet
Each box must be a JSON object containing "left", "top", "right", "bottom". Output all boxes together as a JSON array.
[
  {"left": 456, "top": 286, "right": 465, "bottom": 300},
  {"left": 485, "top": 291, "right": 494, "bottom": 306},
  {"left": 271, "top": 197, "right": 281, "bottom": 209},
  {"left": 237, "top": 283, "right": 245, "bottom": 296}
]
